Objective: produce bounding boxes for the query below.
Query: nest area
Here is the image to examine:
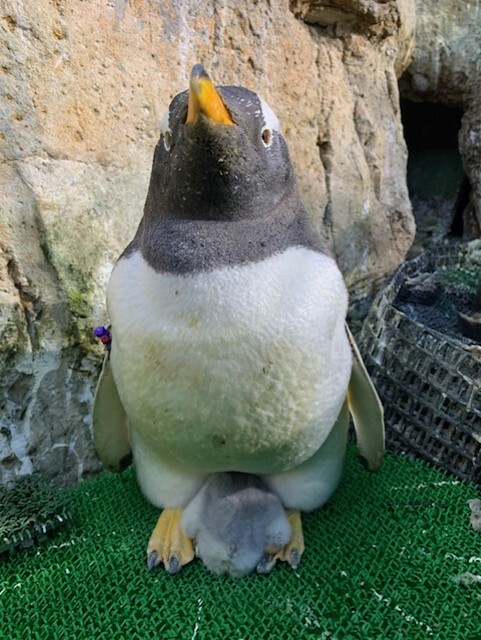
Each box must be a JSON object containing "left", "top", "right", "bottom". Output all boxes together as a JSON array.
[
  {"left": 395, "top": 260, "right": 481, "bottom": 345},
  {"left": 359, "top": 241, "right": 481, "bottom": 487}
]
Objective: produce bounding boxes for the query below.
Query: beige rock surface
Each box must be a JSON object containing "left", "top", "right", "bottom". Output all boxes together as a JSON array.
[
  {"left": 0, "top": 0, "right": 415, "bottom": 484},
  {"left": 400, "top": 0, "right": 481, "bottom": 235},
  {"left": 400, "top": 0, "right": 481, "bottom": 107}
]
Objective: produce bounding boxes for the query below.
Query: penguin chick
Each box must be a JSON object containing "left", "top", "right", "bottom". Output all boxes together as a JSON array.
[{"left": 182, "top": 473, "right": 291, "bottom": 578}]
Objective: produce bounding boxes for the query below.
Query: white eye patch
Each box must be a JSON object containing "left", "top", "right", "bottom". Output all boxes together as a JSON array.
[
  {"left": 258, "top": 96, "right": 280, "bottom": 132},
  {"left": 159, "top": 107, "right": 172, "bottom": 151}
]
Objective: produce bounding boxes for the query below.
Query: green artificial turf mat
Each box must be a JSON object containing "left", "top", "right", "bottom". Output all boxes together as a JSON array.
[{"left": 1, "top": 446, "right": 480, "bottom": 640}]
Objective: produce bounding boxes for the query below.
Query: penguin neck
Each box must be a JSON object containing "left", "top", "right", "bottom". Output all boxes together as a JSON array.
[
  {"left": 132, "top": 192, "right": 327, "bottom": 275},
  {"left": 144, "top": 165, "right": 298, "bottom": 223}
]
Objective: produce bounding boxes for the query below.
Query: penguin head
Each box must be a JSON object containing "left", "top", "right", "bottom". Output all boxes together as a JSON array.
[{"left": 144, "top": 64, "right": 297, "bottom": 222}]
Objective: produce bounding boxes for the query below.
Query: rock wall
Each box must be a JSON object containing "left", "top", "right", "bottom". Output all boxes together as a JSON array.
[
  {"left": 399, "top": 0, "right": 481, "bottom": 237},
  {"left": 0, "top": 0, "right": 416, "bottom": 485}
]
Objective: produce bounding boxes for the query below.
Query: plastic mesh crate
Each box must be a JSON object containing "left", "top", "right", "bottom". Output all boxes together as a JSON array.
[{"left": 359, "top": 241, "right": 481, "bottom": 486}]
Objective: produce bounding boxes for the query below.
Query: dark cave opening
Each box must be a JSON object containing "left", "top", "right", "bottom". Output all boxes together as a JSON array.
[
  {"left": 399, "top": 99, "right": 470, "bottom": 247},
  {"left": 401, "top": 99, "right": 463, "bottom": 151}
]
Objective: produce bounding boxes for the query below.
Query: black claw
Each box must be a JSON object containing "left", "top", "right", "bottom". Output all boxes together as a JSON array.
[
  {"left": 289, "top": 548, "right": 300, "bottom": 570},
  {"left": 168, "top": 555, "right": 180, "bottom": 574},
  {"left": 256, "top": 554, "right": 273, "bottom": 574},
  {"left": 147, "top": 550, "right": 158, "bottom": 571}
]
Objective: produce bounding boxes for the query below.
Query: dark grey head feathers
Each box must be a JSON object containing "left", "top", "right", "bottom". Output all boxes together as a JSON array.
[
  {"left": 124, "top": 66, "right": 326, "bottom": 273},
  {"left": 145, "top": 86, "right": 295, "bottom": 222}
]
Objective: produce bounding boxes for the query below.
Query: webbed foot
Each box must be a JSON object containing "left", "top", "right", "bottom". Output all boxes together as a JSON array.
[
  {"left": 257, "top": 509, "right": 304, "bottom": 574},
  {"left": 147, "top": 508, "right": 194, "bottom": 574}
]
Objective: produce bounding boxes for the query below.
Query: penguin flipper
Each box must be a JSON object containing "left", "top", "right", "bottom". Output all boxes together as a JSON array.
[
  {"left": 92, "top": 349, "right": 132, "bottom": 472},
  {"left": 345, "top": 324, "right": 385, "bottom": 471}
]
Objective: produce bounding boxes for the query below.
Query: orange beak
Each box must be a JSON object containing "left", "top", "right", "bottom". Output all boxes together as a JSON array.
[{"left": 186, "top": 64, "right": 234, "bottom": 126}]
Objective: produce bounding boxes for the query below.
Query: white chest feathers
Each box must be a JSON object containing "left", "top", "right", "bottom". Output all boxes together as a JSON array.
[{"left": 107, "top": 247, "right": 352, "bottom": 474}]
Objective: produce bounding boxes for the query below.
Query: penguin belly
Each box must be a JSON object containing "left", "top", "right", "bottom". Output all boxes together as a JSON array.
[{"left": 107, "top": 246, "right": 352, "bottom": 476}]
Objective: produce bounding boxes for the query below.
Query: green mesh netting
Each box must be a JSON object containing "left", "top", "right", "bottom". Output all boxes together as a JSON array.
[
  {"left": 1, "top": 446, "right": 480, "bottom": 640},
  {"left": 0, "top": 475, "right": 73, "bottom": 555}
]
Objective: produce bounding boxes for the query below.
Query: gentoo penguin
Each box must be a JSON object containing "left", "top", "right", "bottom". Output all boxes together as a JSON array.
[{"left": 93, "top": 64, "right": 384, "bottom": 577}]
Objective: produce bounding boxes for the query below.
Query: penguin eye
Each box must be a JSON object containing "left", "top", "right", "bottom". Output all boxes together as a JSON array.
[
  {"left": 162, "top": 130, "right": 172, "bottom": 152},
  {"left": 261, "top": 128, "right": 273, "bottom": 148}
]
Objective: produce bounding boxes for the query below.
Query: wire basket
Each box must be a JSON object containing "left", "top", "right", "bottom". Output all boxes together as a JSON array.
[{"left": 359, "top": 241, "right": 481, "bottom": 486}]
